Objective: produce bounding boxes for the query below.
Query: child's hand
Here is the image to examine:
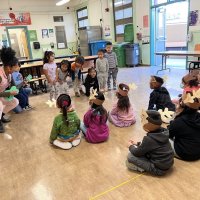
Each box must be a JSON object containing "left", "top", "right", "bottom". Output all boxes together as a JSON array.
[{"left": 10, "top": 90, "right": 18, "bottom": 96}]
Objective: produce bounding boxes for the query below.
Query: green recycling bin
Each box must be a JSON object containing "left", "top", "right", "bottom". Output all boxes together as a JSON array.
[
  {"left": 113, "top": 42, "right": 130, "bottom": 68},
  {"left": 124, "top": 24, "right": 134, "bottom": 42}
]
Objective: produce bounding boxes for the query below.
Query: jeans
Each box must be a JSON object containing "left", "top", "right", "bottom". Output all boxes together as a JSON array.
[
  {"left": 80, "top": 122, "right": 87, "bottom": 136},
  {"left": 13, "top": 105, "right": 23, "bottom": 113},
  {"left": 23, "top": 87, "right": 32, "bottom": 96}
]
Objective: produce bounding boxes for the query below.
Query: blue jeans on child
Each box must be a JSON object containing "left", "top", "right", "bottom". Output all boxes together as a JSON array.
[
  {"left": 13, "top": 87, "right": 32, "bottom": 113},
  {"left": 80, "top": 122, "right": 87, "bottom": 136}
]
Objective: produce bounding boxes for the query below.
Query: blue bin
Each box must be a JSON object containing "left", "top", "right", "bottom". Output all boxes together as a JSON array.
[{"left": 89, "top": 40, "right": 108, "bottom": 55}]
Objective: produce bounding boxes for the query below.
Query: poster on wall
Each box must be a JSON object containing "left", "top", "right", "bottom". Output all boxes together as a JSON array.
[
  {"left": 104, "top": 25, "right": 111, "bottom": 37},
  {"left": 143, "top": 15, "right": 149, "bottom": 28},
  {"left": 189, "top": 10, "right": 199, "bottom": 26},
  {"left": 49, "top": 29, "right": 54, "bottom": 37},
  {"left": 42, "top": 29, "right": 49, "bottom": 38},
  {"left": 0, "top": 12, "right": 31, "bottom": 26},
  {"left": 29, "top": 30, "right": 38, "bottom": 41}
]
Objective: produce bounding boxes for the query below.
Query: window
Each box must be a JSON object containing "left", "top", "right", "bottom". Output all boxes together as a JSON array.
[
  {"left": 113, "top": 0, "right": 133, "bottom": 42},
  {"left": 152, "top": 0, "right": 186, "bottom": 6},
  {"left": 53, "top": 16, "right": 64, "bottom": 22},
  {"left": 55, "top": 26, "right": 67, "bottom": 49},
  {"left": 77, "top": 7, "right": 88, "bottom": 28}
]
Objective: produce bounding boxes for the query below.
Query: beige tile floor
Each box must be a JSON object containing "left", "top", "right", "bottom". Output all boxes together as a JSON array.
[{"left": 1, "top": 67, "right": 200, "bottom": 200}]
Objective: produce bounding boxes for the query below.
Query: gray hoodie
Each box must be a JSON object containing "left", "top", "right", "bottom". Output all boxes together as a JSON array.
[{"left": 129, "top": 128, "right": 174, "bottom": 170}]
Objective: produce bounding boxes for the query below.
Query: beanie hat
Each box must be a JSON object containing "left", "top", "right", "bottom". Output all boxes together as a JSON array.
[
  {"left": 117, "top": 83, "right": 129, "bottom": 96},
  {"left": 146, "top": 110, "right": 162, "bottom": 125}
]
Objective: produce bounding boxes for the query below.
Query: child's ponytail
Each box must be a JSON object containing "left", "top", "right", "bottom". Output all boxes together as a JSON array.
[
  {"left": 56, "top": 94, "right": 72, "bottom": 126},
  {"left": 43, "top": 50, "right": 54, "bottom": 64}
]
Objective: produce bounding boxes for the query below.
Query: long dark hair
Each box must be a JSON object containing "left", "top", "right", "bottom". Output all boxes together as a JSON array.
[
  {"left": 57, "top": 94, "right": 72, "bottom": 126},
  {"left": 117, "top": 83, "right": 130, "bottom": 113},
  {"left": 43, "top": 51, "right": 54, "bottom": 64},
  {"left": 60, "top": 59, "right": 71, "bottom": 76},
  {"left": 91, "top": 92, "right": 108, "bottom": 123},
  {"left": 0, "top": 47, "right": 18, "bottom": 67}
]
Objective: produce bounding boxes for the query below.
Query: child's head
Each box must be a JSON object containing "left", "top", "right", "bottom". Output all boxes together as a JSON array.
[
  {"left": 60, "top": 60, "right": 70, "bottom": 72},
  {"left": 141, "top": 110, "right": 162, "bottom": 132},
  {"left": 57, "top": 94, "right": 72, "bottom": 125},
  {"left": 0, "top": 47, "right": 19, "bottom": 74},
  {"left": 181, "top": 73, "right": 199, "bottom": 88},
  {"left": 88, "top": 67, "right": 96, "bottom": 78},
  {"left": 13, "top": 62, "right": 21, "bottom": 72},
  {"left": 43, "top": 51, "right": 55, "bottom": 64},
  {"left": 150, "top": 76, "right": 164, "bottom": 89},
  {"left": 98, "top": 49, "right": 104, "bottom": 59},
  {"left": 75, "top": 56, "right": 85, "bottom": 68},
  {"left": 90, "top": 91, "right": 108, "bottom": 122},
  {"left": 106, "top": 42, "right": 113, "bottom": 53},
  {"left": 116, "top": 83, "right": 130, "bottom": 112}
]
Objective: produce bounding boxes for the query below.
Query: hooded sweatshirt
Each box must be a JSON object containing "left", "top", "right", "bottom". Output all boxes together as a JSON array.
[
  {"left": 148, "top": 87, "right": 175, "bottom": 111},
  {"left": 129, "top": 128, "right": 174, "bottom": 170},
  {"left": 169, "top": 108, "right": 200, "bottom": 161},
  {"left": 83, "top": 108, "right": 109, "bottom": 143}
]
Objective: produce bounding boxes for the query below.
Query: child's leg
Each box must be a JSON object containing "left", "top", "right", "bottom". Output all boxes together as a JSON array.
[
  {"left": 73, "top": 78, "right": 80, "bottom": 96},
  {"left": 107, "top": 69, "right": 112, "bottom": 90},
  {"left": 49, "top": 85, "right": 56, "bottom": 100},
  {"left": 103, "top": 75, "right": 108, "bottom": 90},
  {"left": 80, "top": 122, "right": 87, "bottom": 136},
  {"left": 85, "top": 86, "right": 91, "bottom": 97},
  {"left": 112, "top": 68, "right": 118, "bottom": 89},
  {"left": 78, "top": 79, "right": 84, "bottom": 95},
  {"left": 62, "top": 82, "right": 70, "bottom": 95},
  {"left": 0, "top": 101, "right": 4, "bottom": 119},
  {"left": 23, "top": 87, "right": 32, "bottom": 96},
  {"left": 2, "top": 98, "right": 19, "bottom": 113},
  {"left": 127, "top": 153, "right": 166, "bottom": 176},
  {"left": 98, "top": 76, "right": 103, "bottom": 90},
  {"left": 14, "top": 92, "right": 27, "bottom": 109}
]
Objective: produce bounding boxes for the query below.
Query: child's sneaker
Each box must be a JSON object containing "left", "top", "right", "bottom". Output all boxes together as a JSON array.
[
  {"left": 113, "top": 86, "right": 117, "bottom": 90},
  {"left": 75, "top": 92, "right": 80, "bottom": 97},
  {"left": 108, "top": 87, "right": 111, "bottom": 91},
  {"left": 126, "top": 160, "right": 145, "bottom": 172},
  {"left": 25, "top": 105, "right": 33, "bottom": 111},
  {"left": 79, "top": 90, "right": 85, "bottom": 96}
]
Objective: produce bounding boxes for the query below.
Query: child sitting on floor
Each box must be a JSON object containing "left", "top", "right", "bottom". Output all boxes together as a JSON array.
[
  {"left": 148, "top": 76, "right": 175, "bottom": 111},
  {"left": 56, "top": 59, "right": 71, "bottom": 96},
  {"left": 49, "top": 94, "right": 81, "bottom": 150},
  {"left": 12, "top": 62, "right": 32, "bottom": 111},
  {"left": 109, "top": 83, "right": 136, "bottom": 127},
  {"left": 84, "top": 67, "right": 99, "bottom": 97},
  {"left": 71, "top": 56, "right": 85, "bottom": 97},
  {"left": 80, "top": 90, "right": 109, "bottom": 143},
  {"left": 126, "top": 110, "right": 174, "bottom": 176}
]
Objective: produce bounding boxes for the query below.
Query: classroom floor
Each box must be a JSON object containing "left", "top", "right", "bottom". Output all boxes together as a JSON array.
[{"left": 1, "top": 66, "right": 200, "bottom": 200}]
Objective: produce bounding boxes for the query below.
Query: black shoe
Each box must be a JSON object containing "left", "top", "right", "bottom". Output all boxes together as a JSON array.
[
  {"left": 1, "top": 116, "right": 11, "bottom": 123},
  {"left": 0, "top": 121, "right": 5, "bottom": 133}
]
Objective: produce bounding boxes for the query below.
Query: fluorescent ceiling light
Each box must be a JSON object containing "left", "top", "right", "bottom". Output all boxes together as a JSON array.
[{"left": 56, "top": 0, "right": 70, "bottom": 6}]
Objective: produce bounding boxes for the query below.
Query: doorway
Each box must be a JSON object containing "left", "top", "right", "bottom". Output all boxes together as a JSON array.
[
  {"left": 6, "top": 26, "right": 32, "bottom": 59},
  {"left": 150, "top": 0, "right": 189, "bottom": 67}
]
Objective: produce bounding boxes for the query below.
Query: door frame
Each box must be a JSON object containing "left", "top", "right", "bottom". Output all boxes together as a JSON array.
[
  {"left": 6, "top": 26, "right": 32, "bottom": 59},
  {"left": 150, "top": 0, "right": 189, "bottom": 66}
]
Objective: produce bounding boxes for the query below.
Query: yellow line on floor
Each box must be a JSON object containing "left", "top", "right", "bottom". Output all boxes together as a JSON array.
[{"left": 89, "top": 174, "right": 143, "bottom": 200}]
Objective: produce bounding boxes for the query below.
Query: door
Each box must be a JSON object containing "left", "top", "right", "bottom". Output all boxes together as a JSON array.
[
  {"left": 7, "top": 27, "right": 31, "bottom": 59},
  {"left": 155, "top": 6, "right": 166, "bottom": 66}
]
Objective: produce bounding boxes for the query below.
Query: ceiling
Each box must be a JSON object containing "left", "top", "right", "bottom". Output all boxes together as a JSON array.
[{"left": 0, "top": 0, "right": 88, "bottom": 12}]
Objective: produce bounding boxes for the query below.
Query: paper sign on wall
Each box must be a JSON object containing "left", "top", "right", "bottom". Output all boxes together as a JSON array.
[
  {"left": 42, "top": 29, "right": 49, "bottom": 38},
  {"left": 104, "top": 25, "right": 111, "bottom": 37},
  {"left": 29, "top": 30, "right": 37, "bottom": 41},
  {"left": 143, "top": 15, "right": 149, "bottom": 28},
  {"left": 49, "top": 29, "right": 54, "bottom": 37}
]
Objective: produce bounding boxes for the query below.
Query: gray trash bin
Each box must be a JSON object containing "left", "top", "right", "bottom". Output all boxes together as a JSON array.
[{"left": 125, "top": 43, "right": 139, "bottom": 67}]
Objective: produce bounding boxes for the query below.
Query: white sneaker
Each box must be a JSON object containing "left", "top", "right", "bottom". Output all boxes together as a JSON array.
[
  {"left": 72, "top": 138, "right": 81, "bottom": 147},
  {"left": 53, "top": 140, "right": 72, "bottom": 150}
]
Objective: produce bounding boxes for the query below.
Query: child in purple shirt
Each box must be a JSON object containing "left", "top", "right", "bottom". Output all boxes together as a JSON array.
[{"left": 80, "top": 91, "right": 109, "bottom": 143}]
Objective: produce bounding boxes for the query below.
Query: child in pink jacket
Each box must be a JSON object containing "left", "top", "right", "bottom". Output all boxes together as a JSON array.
[
  {"left": 80, "top": 91, "right": 109, "bottom": 143},
  {"left": 109, "top": 83, "right": 136, "bottom": 127}
]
